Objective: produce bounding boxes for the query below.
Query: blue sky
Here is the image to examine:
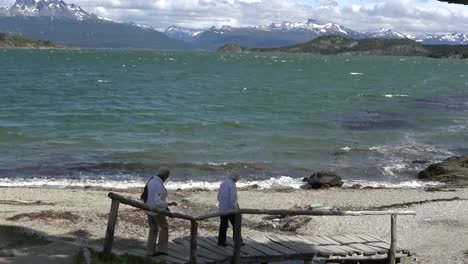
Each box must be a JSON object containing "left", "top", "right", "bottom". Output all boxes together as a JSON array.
[{"left": 2, "top": 0, "right": 468, "bottom": 34}]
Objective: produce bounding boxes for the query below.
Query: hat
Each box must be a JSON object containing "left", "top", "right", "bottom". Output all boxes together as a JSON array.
[
  {"left": 228, "top": 171, "right": 240, "bottom": 182},
  {"left": 157, "top": 167, "right": 170, "bottom": 178}
]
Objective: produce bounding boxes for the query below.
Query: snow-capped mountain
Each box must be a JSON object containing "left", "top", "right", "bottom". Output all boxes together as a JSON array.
[
  {"left": 166, "top": 19, "right": 364, "bottom": 49},
  {"left": 254, "top": 19, "right": 356, "bottom": 35},
  {"left": 364, "top": 29, "right": 408, "bottom": 39},
  {"left": 164, "top": 26, "right": 203, "bottom": 42},
  {"left": 415, "top": 33, "right": 468, "bottom": 45},
  {"left": 0, "top": 0, "right": 192, "bottom": 49},
  {"left": 2, "top": 0, "right": 96, "bottom": 20}
]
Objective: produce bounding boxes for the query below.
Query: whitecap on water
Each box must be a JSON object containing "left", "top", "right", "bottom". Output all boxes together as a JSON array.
[
  {"left": 0, "top": 176, "right": 442, "bottom": 190},
  {"left": 350, "top": 72, "right": 363, "bottom": 75},
  {"left": 97, "top": 80, "right": 110, "bottom": 83},
  {"left": 384, "top": 94, "right": 409, "bottom": 98}
]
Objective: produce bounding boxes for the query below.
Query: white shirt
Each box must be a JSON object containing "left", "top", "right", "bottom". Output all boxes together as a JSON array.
[
  {"left": 146, "top": 176, "right": 168, "bottom": 215},
  {"left": 217, "top": 178, "right": 238, "bottom": 213}
]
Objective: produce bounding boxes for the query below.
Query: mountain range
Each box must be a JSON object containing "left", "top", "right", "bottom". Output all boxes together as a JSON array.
[
  {"left": 0, "top": 0, "right": 190, "bottom": 49},
  {"left": 1, "top": 0, "right": 468, "bottom": 50},
  {"left": 166, "top": 20, "right": 468, "bottom": 49}
]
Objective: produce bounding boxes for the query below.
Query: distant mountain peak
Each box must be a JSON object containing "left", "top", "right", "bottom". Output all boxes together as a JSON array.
[
  {"left": 365, "top": 28, "right": 408, "bottom": 39},
  {"left": 3, "top": 0, "right": 97, "bottom": 20}
]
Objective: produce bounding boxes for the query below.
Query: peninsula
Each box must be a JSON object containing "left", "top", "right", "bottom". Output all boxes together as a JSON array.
[
  {"left": 218, "top": 35, "right": 468, "bottom": 59},
  {"left": 0, "top": 32, "right": 59, "bottom": 49}
]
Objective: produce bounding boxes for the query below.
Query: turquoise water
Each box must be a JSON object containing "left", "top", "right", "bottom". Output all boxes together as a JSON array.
[{"left": 1, "top": 49, "right": 468, "bottom": 187}]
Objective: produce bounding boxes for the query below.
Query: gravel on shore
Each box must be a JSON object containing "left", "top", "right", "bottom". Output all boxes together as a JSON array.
[{"left": 0, "top": 187, "right": 467, "bottom": 264}]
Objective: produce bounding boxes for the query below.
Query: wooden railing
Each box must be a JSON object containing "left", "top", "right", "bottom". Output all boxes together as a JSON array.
[{"left": 103, "top": 192, "right": 416, "bottom": 264}]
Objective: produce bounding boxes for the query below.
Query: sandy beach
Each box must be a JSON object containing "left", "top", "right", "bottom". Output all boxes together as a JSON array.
[{"left": 1, "top": 186, "right": 467, "bottom": 264}]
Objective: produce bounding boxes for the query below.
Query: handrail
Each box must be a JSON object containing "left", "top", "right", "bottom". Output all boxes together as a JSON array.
[
  {"left": 108, "top": 192, "right": 416, "bottom": 221},
  {"left": 107, "top": 192, "right": 195, "bottom": 221},
  {"left": 104, "top": 192, "right": 416, "bottom": 264}
]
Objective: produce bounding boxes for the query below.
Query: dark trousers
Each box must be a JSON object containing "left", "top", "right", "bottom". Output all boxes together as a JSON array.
[{"left": 218, "top": 214, "right": 242, "bottom": 244}]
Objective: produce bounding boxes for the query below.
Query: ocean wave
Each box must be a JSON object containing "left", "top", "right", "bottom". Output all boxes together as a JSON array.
[
  {"left": 0, "top": 176, "right": 442, "bottom": 190},
  {"left": 384, "top": 94, "right": 409, "bottom": 98}
]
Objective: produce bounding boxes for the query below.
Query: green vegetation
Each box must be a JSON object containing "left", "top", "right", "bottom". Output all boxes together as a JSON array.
[
  {"left": 426, "top": 45, "right": 468, "bottom": 59},
  {"left": 78, "top": 248, "right": 158, "bottom": 264},
  {"left": 218, "top": 35, "right": 468, "bottom": 59},
  {"left": 0, "top": 32, "right": 57, "bottom": 48}
]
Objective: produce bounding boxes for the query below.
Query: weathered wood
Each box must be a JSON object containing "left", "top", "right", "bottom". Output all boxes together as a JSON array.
[
  {"left": 102, "top": 199, "right": 120, "bottom": 257},
  {"left": 124, "top": 247, "right": 188, "bottom": 264},
  {"left": 342, "top": 234, "right": 368, "bottom": 244},
  {"left": 174, "top": 238, "right": 220, "bottom": 262},
  {"left": 388, "top": 214, "right": 397, "bottom": 264},
  {"left": 268, "top": 234, "right": 319, "bottom": 257},
  {"left": 296, "top": 235, "right": 339, "bottom": 245},
  {"left": 254, "top": 234, "right": 303, "bottom": 257},
  {"left": 190, "top": 220, "right": 199, "bottom": 264},
  {"left": 195, "top": 209, "right": 416, "bottom": 220},
  {"left": 108, "top": 192, "right": 194, "bottom": 220},
  {"left": 243, "top": 238, "right": 285, "bottom": 257},
  {"left": 233, "top": 213, "right": 242, "bottom": 264}
]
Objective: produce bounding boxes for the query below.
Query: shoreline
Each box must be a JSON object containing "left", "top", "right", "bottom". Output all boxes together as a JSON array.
[{"left": 1, "top": 186, "right": 467, "bottom": 263}]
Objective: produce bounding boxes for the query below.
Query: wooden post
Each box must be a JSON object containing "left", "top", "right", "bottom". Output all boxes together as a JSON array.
[
  {"left": 388, "top": 214, "right": 397, "bottom": 264},
  {"left": 103, "top": 199, "right": 120, "bottom": 257},
  {"left": 190, "top": 220, "right": 198, "bottom": 264},
  {"left": 233, "top": 213, "right": 242, "bottom": 264}
]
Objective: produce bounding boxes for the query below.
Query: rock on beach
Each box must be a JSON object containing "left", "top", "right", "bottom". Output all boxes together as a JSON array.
[
  {"left": 418, "top": 155, "right": 468, "bottom": 187},
  {"left": 302, "top": 171, "right": 344, "bottom": 189}
]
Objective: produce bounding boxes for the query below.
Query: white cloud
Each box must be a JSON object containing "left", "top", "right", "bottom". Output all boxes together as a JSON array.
[{"left": 1, "top": 0, "right": 468, "bottom": 34}]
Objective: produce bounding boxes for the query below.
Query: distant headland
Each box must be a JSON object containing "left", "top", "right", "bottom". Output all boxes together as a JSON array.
[
  {"left": 218, "top": 35, "right": 468, "bottom": 59},
  {"left": 0, "top": 32, "right": 61, "bottom": 49}
]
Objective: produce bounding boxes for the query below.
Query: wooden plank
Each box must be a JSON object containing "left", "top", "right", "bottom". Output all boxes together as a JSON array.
[
  {"left": 200, "top": 237, "right": 235, "bottom": 256},
  {"left": 329, "top": 235, "right": 356, "bottom": 244},
  {"left": 342, "top": 234, "right": 368, "bottom": 244},
  {"left": 177, "top": 237, "right": 227, "bottom": 261},
  {"left": 334, "top": 244, "right": 364, "bottom": 256},
  {"left": 388, "top": 214, "right": 397, "bottom": 264},
  {"left": 152, "top": 254, "right": 188, "bottom": 264},
  {"left": 125, "top": 247, "right": 189, "bottom": 264},
  {"left": 318, "top": 235, "right": 344, "bottom": 246},
  {"left": 242, "top": 238, "right": 285, "bottom": 257},
  {"left": 346, "top": 243, "right": 381, "bottom": 256},
  {"left": 103, "top": 199, "right": 120, "bottom": 257},
  {"left": 196, "top": 238, "right": 232, "bottom": 257},
  {"left": 357, "top": 233, "right": 383, "bottom": 242},
  {"left": 190, "top": 220, "right": 198, "bottom": 264},
  {"left": 268, "top": 234, "right": 318, "bottom": 257},
  {"left": 172, "top": 239, "right": 218, "bottom": 263},
  {"left": 233, "top": 213, "right": 242, "bottom": 264},
  {"left": 254, "top": 234, "right": 303, "bottom": 257},
  {"left": 296, "top": 235, "right": 335, "bottom": 246},
  {"left": 168, "top": 242, "right": 190, "bottom": 256}
]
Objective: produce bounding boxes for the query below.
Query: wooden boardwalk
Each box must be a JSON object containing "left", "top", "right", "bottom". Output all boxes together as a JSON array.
[{"left": 125, "top": 233, "right": 410, "bottom": 263}]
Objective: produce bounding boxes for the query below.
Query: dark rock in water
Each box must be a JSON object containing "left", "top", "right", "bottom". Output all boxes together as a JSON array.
[
  {"left": 342, "top": 111, "right": 411, "bottom": 130},
  {"left": 303, "top": 171, "right": 343, "bottom": 189},
  {"left": 412, "top": 160, "right": 431, "bottom": 164},
  {"left": 418, "top": 156, "right": 468, "bottom": 187}
]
